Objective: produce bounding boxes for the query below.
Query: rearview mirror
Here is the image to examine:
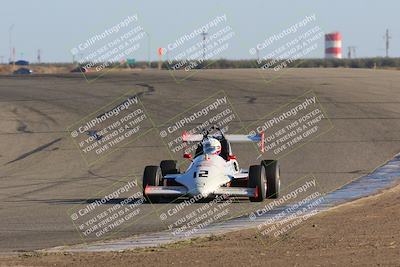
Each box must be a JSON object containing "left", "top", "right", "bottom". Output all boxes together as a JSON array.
[{"left": 183, "top": 153, "right": 192, "bottom": 159}]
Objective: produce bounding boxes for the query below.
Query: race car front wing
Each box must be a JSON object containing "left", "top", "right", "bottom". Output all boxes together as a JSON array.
[{"left": 144, "top": 185, "right": 257, "bottom": 197}]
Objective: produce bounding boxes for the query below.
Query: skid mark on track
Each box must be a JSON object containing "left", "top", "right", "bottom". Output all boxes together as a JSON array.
[
  {"left": 244, "top": 96, "right": 257, "bottom": 104},
  {"left": 5, "top": 138, "right": 62, "bottom": 165},
  {"left": 135, "top": 83, "right": 155, "bottom": 96},
  {"left": 16, "top": 121, "right": 33, "bottom": 133},
  {"left": 96, "top": 82, "right": 155, "bottom": 118}
]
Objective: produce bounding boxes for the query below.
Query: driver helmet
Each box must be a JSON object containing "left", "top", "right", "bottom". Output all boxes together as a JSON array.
[{"left": 202, "top": 138, "right": 221, "bottom": 155}]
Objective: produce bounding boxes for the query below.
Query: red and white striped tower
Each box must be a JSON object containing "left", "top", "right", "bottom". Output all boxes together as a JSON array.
[{"left": 325, "top": 32, "right": 342, "bottom": 59}]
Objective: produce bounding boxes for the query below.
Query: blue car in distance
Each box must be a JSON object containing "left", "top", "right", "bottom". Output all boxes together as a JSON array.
[{"left": 13, "top": 68, "right": 33, "bottom": 75}]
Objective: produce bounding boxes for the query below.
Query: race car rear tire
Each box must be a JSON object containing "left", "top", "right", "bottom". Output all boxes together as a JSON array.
[
  {"left": 248, "top": 165, "right": 266, "bottom": 202},
  {"left": 160, "top": 160, "right": 180, "bottom": 176},
  {"left": 261, "top": 160, "right": 280, "bottom": 199},
  {"left": 142, "top": 166, "right": 162, "bottom": 203}
]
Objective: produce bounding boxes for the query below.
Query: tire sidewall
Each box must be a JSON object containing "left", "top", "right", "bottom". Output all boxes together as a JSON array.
[
  {"left": 262, "top": 160, "right": 280, "bottom": 198},
  {"left": 142, "top": 166, "right": 162, "bottom": 203},
  {"left": 248, "top": 165, "right": 266, "bottom": 202}
]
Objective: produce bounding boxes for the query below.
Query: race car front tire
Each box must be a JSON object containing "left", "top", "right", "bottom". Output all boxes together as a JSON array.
[
  {"left": 160, "top": 160, "right": 180, "bottom": 176},
  {"left": 261, "top": 160, "right": 280, "bottom": 199},
  {"left": 142, "top": 166, "right": 162, "bottom": 203},
  {"left": 248, "top": 165, "right": 266, "bottom": 202},
  {"left": 160, "top": 160, "right": 182, "bottom": 186}
]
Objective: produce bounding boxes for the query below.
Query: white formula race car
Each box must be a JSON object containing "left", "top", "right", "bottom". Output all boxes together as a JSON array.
[{"left": 142, "top": 126, "right": 280, "bottom": 202}]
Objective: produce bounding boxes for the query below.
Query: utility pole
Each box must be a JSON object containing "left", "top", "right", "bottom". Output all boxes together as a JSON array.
[
  {"left": 201, "top": 31, "right": 208, "bottom": 62},
  {"left": 9, "top": 24, "right": 14, "bottom": 63},
  {"left": 145, "top": 32, "right": 151, "bottom": 68},
  {"left": 12, "top": 47, "right": 16, "bottom": 70},
  {"left": 384, "top": 29, "right": 391, "bottom": 57},
  {"left": 37, "top": 49, "right": 41, "bottom": 64},
  {"left": 256, "top": 48, "right": 260, "bottom": 63},
  {"left": 347, "top": 46, "right": 357, "bottom": 59}
]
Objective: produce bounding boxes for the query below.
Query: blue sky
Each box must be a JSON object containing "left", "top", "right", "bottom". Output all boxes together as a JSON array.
[{"left": 0, "top": 0, "right": 399, "bottom": 62}]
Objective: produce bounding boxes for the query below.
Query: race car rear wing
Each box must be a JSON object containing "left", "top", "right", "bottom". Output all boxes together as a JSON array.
[{"left": 182, "top": 131, "right": 265, "bottom": 152}]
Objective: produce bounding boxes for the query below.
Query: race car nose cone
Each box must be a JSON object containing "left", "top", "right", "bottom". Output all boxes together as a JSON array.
[{"left": 192, "top": 183, "right": 211, "bottom": 198}]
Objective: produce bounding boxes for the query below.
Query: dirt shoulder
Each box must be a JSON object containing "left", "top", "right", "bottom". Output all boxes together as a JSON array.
[{"left": 1, "top": 184, "right": 400, "bottom": 267}]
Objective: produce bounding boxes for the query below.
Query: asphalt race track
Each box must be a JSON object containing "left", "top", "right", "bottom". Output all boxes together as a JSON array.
[{"left": 1, "top": 68, "right": 400, "bottom": 252}]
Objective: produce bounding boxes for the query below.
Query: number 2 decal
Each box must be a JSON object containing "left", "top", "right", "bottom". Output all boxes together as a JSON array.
[{"left": 198, "top": 170, "right": 209, "bottom": 178}]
